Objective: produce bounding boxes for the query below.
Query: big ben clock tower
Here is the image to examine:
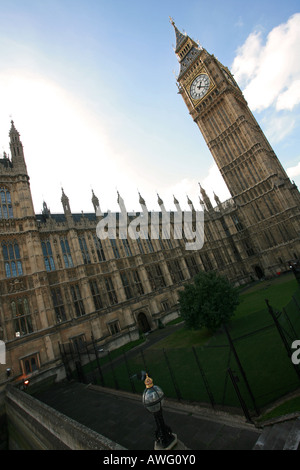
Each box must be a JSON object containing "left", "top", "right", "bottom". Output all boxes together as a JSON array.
[{"left": 171, "top": 19, "right": 300, "bottom": 275}]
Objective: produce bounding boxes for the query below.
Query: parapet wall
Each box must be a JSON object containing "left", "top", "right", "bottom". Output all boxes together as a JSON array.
[{"left": 5, "top": 384, "right": 125, "bottom": 450}]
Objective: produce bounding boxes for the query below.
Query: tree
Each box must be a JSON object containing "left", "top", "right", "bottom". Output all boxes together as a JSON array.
[{"left": 178, "top": 271, "right": 239, "bottom": 332}]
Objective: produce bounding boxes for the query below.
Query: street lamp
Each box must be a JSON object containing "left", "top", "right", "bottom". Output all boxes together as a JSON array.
[
  {"left": 19, "top": 378, "right": 30, "bottom": 391},
  {"left": 142, "top": 373, "right": 177, "bottom": 450}
]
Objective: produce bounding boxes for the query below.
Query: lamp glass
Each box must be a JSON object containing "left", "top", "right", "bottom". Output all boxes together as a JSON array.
[{"left": 143, "top": 385, "right": 164, "bottom": 413}]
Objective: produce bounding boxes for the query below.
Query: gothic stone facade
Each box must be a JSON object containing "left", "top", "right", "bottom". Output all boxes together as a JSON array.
[
  {"left": 0, "top": 23, "right": 300, "bottom": 384},
  {"left": 171, "top": 20, "right": 300, "bottom": 278},
  {"left": 0, "top": 122, "right": 204, "bottom": 384}
]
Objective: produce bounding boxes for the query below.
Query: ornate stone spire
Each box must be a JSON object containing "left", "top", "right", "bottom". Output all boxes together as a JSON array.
[
  {"left": 187, "top": 195, "right": 195, "bottom": 211},
  {"left": 214, "top": 192, "right": 222, "bottom": 207},
  {"left": 157, "top": 193, "right": 164, "bottom": 206},
  {"left": 170, "top": 19, "right": 204, "bottom": 80},
  {"left": 61, "top": 187, "right": 71, "bottom": 215},
  {"left": 173, "top": 195, "right": 182, "bottom": 213},
  {"left": 91, "top": 189, "right": 100, "bottom": 213},
  {"left": 199, "top": 184, "right": 213, "bottom": 211},
  {"left": 9, "top": 120, "right": 26, "bottom": 171},
  {"left": 42, "top": 201, "right": 50, "bottom": 217},
  {"left": 138, "top": 191, "right": 147, "bottom": 211},
  {"left": 117, "top": 190, "right": 127, "bottom": 213},
  {"left": 169, "top": 17, "right": 187, "bottom": 53},
  {"left": 157, "top": 193, "right": 167, "bottom": 212},
  {"left": 9, "top": 120, "right": 19, "bottom": 139},
  {"left": 199, "top": 196, "right": 205, "bottom": 209}
]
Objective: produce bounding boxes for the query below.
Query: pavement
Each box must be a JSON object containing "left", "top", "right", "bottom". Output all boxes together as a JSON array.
[
  {"left": 34, "top": 380, "right": 261, "bottom": 450},
  {"left": 33, "top": 324, "right": 262, "bottom": 451}
]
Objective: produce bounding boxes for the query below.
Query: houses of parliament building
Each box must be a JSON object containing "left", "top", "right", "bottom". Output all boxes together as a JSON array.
[{"left": 0, "top": 21, "right": 300, "bottom": 385}]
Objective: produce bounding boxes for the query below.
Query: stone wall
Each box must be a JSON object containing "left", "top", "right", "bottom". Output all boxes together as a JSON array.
[
  {"left": 0, "top": 388, "right": 7, "bottom": 450},
  {"left": 5, "top": 384, "right": 125, "bottom": 450}
]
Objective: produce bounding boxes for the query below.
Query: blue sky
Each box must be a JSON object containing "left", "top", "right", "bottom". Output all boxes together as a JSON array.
[{"left": 0, "top": 0, "right": 299, "bottom": 213}]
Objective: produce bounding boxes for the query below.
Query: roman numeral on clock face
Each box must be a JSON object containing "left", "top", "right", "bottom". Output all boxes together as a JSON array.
[{"left": 190, "top": 74, "right": 210, "bottom": 100}]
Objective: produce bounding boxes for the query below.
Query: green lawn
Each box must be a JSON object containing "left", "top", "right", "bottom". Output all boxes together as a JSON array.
[
  {"left": 154, "top": 272, "right": 299, "bottom": 348},
  {"left": 150, "top": 325, "right": 212, "bottom": 349},
  {"left": 235, "top": 273, "right": 299, "bottom": 317},
  {"left": 258, "top": 395, "right": 300, "bottom": 422},
  {"left": 90, "top": 272, "right": 300, "bottom": 415}
]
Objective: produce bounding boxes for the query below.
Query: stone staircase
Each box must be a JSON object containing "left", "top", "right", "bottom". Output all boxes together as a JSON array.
[{"left": 253, "top": 417, "right": 300, "bottom": 450}]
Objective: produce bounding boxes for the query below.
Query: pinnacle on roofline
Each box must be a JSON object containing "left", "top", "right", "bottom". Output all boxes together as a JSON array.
[{"left": 169, "top": 16, "right": 188, "bottom": 53}]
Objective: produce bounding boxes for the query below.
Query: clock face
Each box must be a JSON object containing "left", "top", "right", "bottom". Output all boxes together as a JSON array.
[{"left": 190, "top": 74, "right": 210, "bottom": 100}]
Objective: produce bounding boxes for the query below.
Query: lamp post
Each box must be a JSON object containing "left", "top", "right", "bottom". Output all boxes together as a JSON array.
[
  {"left": 142, "top": 373, "right": 177, "bottom": 450},
  {"left": 19, "top": 378, "right": 30, "bottom": 391}
]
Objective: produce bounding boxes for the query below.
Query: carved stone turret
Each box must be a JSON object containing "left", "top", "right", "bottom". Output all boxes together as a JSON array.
[{"left": 61, "top": 188, "right": 71, "bottom": 215}]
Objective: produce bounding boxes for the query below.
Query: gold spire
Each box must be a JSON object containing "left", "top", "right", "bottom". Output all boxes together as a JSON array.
[{"left": 144, "top": 373, "right": 153, "bottom": 389}]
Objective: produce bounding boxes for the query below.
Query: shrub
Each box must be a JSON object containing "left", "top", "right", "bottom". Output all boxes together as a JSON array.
[{"left": 178, "top": 271, "right": 239, "bottom": 332}]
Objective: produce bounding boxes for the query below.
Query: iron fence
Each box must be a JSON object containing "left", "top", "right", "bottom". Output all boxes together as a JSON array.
[{"left": 59, "top": 288, "right": 300, "bottom": 421}]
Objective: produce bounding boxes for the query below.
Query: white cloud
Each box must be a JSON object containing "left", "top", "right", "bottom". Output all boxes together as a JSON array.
[
  {"left": 262, "top": 113, "right": 296, "bottom": 144},
  {"left": 163, "top": 165, "right": 232, "bottom": 209},
  {"left": 0, "top": 69, "right": 124, "bottom": 213},
  {"left": 162, "top": 177, "right": 200, "bottom": 210},
  {"left": 276, "top": 80, "right": 300, "bottom": 111},
  {"left": 232, "top": 30, "right": 262, "bottom": 86},
  {"left": 162, "top": 164, "right": 232, "bottom": 212},
  {"left": 287, "top": 161, "right": 300, "bottom": 178},
  {"left": 232, "top": 13, "right": 300, "bottom": 112},
  {"left": 201, "top": 164, "right": 231, "bottom": 203}
]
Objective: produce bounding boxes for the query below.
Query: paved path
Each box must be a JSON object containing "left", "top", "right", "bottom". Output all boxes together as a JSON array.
[{"left": 34, "top": 381, "right": 261, "bottom": 450}]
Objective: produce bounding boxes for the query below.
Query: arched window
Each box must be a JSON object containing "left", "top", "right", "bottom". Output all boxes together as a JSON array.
[
  {"left": 41, "top": 241, "right": 55, "bottom": 271},
  {"left": 110, "top": 238, "right": 120, "bottom": 259},
  {"left": 93, "top": 235, "right": 106, "bottom": 262},
  {"left": 146, "top": 236, "right": 154, "bottom": 253},
  {"left": 51, "top": 287, "right": 66, "bottom": 323},
  {"left": 11, "top": 297, "right": 33, "bottom": 337},
  {"left": 79, "top": 237, "right": 91, "bottom": 264},
  {"left": 25, "top": 359, "right": 31, "bottom": 374},
  {"left": 122, "top": 238, "right": 132, "bottom": 257},
  {"left": 60, "top": 238, "right": 73, "bottom": 268},
  {"left": 31, "top": 356, "right": 37, "bottom": 371},
  {"left": 2, "top": 242, "right": 23, "bottom": 278},
  {"left": 22, "top": 354, "right": 39, "bottom": 374},
  {"left": 0, "top": 188, "right": 13, "bottom": 219},
  {"left": 70, "top": 284, "right": 86, "bottom": 317}
]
